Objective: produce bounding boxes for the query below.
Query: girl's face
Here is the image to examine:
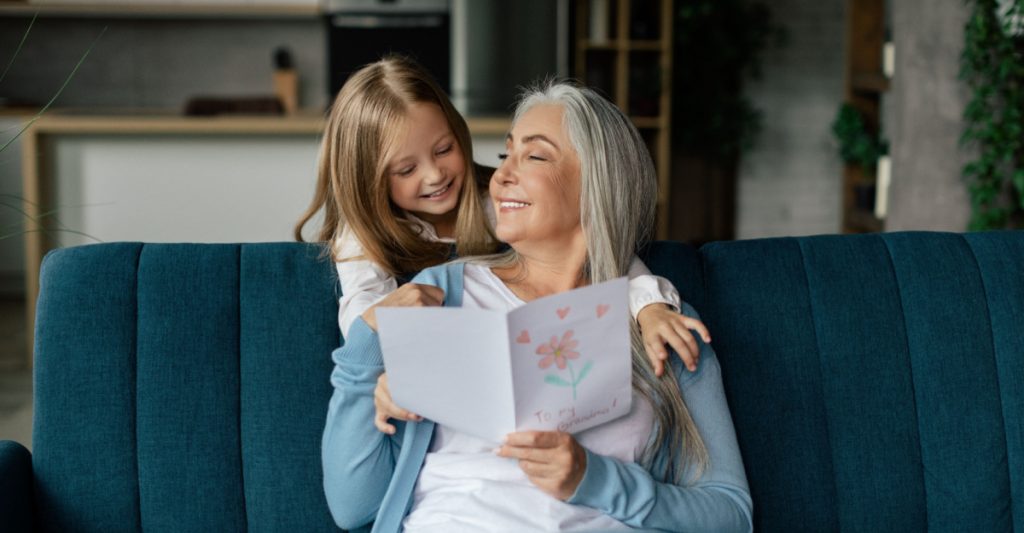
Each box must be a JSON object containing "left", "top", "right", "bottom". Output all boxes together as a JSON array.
[
  {"left": 491, "top": 104, "right": 582, "bottom": 247},
  {"left": 386, "top": 102, "right": 466, "bottom": 228}
]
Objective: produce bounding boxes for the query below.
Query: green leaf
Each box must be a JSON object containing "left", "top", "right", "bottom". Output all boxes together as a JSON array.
[
  {"left": 574, "top": 361, "right": 594, "bottom": 385},
  {"left": 544, "top": 375, "right": 571, "bottom": 387}
]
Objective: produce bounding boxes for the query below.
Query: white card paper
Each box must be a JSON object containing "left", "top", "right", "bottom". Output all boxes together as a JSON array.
[{"left": 377, "top": 277, "right": 632, "bottom": 443}]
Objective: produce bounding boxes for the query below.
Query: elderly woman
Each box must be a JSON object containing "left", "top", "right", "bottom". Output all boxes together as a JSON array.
[{"left": 322, "top": 82, "right": 752, "bottom": 532}]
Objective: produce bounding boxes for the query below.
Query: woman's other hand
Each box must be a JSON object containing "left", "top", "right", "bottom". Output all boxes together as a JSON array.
[
  {"left": 636, "top": 303, "right": 712, "bottom": 376},
  {"left": 496, "top": 431, "right": 587, "bottom": 501},
  {"left": 360, "top": 283, "right": 445, "bottom": 331},
  {"left": 373, "top": 372, "right": 422, "bottom": 435}
]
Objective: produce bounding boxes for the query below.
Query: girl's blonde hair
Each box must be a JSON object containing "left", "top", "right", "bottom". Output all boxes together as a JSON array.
[
  {"left": 475, "top": 80, "right": 708, "bottom": 483},
  {"left": 295, "top": 55, "right": 496, "bottom": 276}
]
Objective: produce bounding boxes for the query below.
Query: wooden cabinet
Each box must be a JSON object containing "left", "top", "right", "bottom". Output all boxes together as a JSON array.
[
  {"left": 842, "top": 0, "right": 888, "bottom": 233},
  {"left": 574, "top": 0, "right": 674, "bottom": 239}
]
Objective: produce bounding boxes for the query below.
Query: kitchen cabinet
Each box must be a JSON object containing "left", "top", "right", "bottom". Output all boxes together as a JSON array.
[{"left": 17, "top": 112, "right": 508, "bottom": 366}]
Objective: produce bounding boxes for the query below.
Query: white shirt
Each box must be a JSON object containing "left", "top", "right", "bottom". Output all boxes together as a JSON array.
[
  {"left": 401, "top": 264, "right": 655, "bottom": 533},
  {"left": 333, "top": 202, "right": 680, "bottom": 335}
]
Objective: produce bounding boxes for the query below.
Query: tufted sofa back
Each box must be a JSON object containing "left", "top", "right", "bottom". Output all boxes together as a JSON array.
[{"left": 29, "top": 232, "right": 1024, "bottom": 532}]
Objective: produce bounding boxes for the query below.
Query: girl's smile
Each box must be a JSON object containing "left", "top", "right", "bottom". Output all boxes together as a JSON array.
[{"left": 387, "top": 102, "right": 466, "bottom": 235}]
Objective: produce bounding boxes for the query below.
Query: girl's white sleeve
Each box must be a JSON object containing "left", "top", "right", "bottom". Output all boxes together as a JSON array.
[
  {"left": 335, "top": 228, "right": 398, "bottom": 336},
  {"left": 626, "top": 256, "right": 682, "bottom": 318}
]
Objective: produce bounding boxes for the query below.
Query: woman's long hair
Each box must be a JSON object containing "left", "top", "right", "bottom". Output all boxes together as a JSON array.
[
  {"left": 477, "top": 81, "right": 709, "bottom": 482},
  {"left": 294, "top": 55, "right": 496, "bottom": 276}
]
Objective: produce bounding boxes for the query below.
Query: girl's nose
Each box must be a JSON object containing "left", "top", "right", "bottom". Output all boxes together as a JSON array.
[{"left": 424, "top": 164, "right": 446, "bottom": 185}]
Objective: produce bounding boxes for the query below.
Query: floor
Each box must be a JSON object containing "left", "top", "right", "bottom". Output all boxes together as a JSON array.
[{"left": 0, "top": 297, "right": 32, "bottom": 450}]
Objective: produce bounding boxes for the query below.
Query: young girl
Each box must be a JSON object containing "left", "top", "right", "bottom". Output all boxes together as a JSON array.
[{"left": 295, "top": 55, "right": 707, "bottom": 378}]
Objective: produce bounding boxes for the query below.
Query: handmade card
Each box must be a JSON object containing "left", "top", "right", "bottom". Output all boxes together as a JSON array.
[{"left": 376, "top": 277, "right": 632, "bottom": 443}]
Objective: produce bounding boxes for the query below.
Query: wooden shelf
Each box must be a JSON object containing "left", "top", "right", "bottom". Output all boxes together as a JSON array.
[
  {"left": 630, "top": 116, "right": 662, "bottom": 129},
  {"left": 575, "top": 0, "right": 674, "bottom": 238},
  {"left": 845, "top": 210, "right": 884, "bottom": 233},
  {"left": 0, "top": 1, "right": 320, "bottom": 18},
  {"left": 578, "top": 40, "right": 665, "bottom": 52},
  {"left": 841, "top": 0, "right": 888, "bottom": 234},
  {"left": 852, "top": 71, "right": 891, "bottom": 93}
]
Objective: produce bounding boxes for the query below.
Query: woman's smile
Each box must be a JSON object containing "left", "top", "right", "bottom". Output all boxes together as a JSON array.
[{"left": 497, "top": 198, "right": 532, "bottom": 211}]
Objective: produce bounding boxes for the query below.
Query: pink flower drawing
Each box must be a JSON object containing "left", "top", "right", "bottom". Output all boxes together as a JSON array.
[{"left": 536, "top": 330, "right": 580, "bottom": 370}]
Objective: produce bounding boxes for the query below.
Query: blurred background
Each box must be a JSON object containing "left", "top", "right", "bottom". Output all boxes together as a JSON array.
[{"left": 0, "top": 0, "right": 1022, "bottom": 445}]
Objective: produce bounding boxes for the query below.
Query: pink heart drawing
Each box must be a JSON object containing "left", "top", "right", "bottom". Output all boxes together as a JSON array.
[
  {"left": 557, "top": 307, "right": 571, "bottom": 319},
  {"left": 516, "top": 330, "right": 531, "bottom": 344},
  {"left": 597, "top": 304, "right": 610, "bottom": 318}
]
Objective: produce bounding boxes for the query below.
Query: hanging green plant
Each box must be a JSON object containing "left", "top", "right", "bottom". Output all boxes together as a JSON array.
[
  {"left": 831, "top": 103, "right": 888, "bottom": 172},
  {"left": 960, "top": 0, "right": 1024, "bottom": 230}
]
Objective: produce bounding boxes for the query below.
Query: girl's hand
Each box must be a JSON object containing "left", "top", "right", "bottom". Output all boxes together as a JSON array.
[
  {"left": 636, "top": 303, "right": 712, "bottom": 376},
  {"left": 495, "top": 431, "right": 587, "bottom": 501},
  {"left": 361, "top": 283, "right": 445, "bottom": 331},
  {"left": 373, "top": 372, "right": 422, "bottom": 435}
]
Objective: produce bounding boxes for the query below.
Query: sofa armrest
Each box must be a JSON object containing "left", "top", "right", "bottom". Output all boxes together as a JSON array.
[{"left": 0, "top": 440, "right": 35, "bottom": 532}]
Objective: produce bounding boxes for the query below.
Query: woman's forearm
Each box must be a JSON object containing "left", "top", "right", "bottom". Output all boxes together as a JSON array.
[{"left": 321, "top": 319, "right": 402, "bottom": 530}]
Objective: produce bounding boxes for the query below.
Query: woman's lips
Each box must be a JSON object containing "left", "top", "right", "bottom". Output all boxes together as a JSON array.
[{"left": 497, "top": 199, "right": 531, "bottom": 211}]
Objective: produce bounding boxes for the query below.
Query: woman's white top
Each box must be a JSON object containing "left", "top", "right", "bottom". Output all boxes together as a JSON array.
[
  {"left": 401, "top": 264, "right": 656, "bottom": 533},
  {"left": 333, "top": 203, "right": 680, "bottom": 335}
]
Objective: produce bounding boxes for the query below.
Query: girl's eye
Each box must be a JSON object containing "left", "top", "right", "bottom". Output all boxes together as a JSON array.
[
  {"left": 397, "top": 166, "right": 415, "bottom": 176},
  {"left": 436, "top": 144, "right": 453, "bottom": 156}
]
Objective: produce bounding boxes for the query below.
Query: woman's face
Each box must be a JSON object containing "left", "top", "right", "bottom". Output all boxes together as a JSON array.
[
  {"left": 385, "top": 102, "right": 465, "bottom": 226},
  {"left": 491, "top": 104, "right": 582, "bottom": 247}
]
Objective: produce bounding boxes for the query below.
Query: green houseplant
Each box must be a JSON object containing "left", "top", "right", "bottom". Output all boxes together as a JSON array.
[
  {"left": 831, "top": 103, "right": 888, "bottom": 172},
  {"left": 960, "top": 0, "right": 1024, "bottom": 230},
  {"left": 1, "top": 14, "right": 104, "bottom": 243}
]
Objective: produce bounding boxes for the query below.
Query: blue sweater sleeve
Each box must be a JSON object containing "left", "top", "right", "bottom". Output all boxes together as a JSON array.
[
  {"left": 321, "top": 317, "right": 404, "bottom": 530},
  {"left": 567, "top": 303, "right": 754, "bottom": 532},
  {"left": 321, "top": 265, "right": 452, "bottom": 531}
]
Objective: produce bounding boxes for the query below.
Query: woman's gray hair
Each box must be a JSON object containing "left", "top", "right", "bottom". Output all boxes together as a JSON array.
[
  {"left": 482, "top": 80, "right": 708, "bottom": 482},
  {"left": 512, "top": 82, "right": 657, "bottom": 283}
]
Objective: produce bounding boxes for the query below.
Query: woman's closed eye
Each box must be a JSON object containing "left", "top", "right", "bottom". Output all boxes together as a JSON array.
[{"left": 496, "top": 152, "right": 548, "bottom": 162}]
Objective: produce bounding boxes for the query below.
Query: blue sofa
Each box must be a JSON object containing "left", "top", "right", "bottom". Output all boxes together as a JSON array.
[{"left": 1, "top": 231, "right": 1021, "bottom": 532}]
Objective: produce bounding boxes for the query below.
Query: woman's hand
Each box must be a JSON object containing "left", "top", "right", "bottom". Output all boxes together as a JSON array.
[
  {"left": 373, "top": 372, "right": 422, "bottom": 435},
  {"left": 636, "top": 303, "right": 712, "bottom": 376},
  {"left": 360, "top": 283, "right": 445, "bottom": 331},
  {"left": 495, "top": 431, "right": 587, "bottom": 501}
]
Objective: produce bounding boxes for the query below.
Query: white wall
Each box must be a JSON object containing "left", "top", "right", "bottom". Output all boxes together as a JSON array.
[
  {"left": 735, "top": 0, "right": 846, "bottom": 239},
  {"left": 53, "top": 135, "right": 322, "bottom": 247}
]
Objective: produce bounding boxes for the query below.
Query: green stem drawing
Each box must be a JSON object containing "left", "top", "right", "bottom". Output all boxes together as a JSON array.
[{"left": 566, "top": 359, "right": 577, "bottom": 400}]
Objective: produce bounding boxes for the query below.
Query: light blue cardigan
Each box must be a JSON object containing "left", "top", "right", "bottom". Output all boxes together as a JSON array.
[{"left": 322, "top": 262, "right": 753, "bottom": 532}]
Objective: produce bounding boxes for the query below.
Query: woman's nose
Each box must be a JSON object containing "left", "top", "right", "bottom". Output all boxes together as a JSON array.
[{"left": 494, "top": 159, "right": 517, "bottom": 185}]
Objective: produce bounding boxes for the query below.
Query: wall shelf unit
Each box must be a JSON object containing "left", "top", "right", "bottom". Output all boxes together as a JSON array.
[
  {"left": 574, "top": 0, "right": 674, "bottom": 239},
  {"left": 842, "top": 0, "right": 888, "bottom": 234},
  {"left": 0, "top": 1, "right": 319, "bottom": 18}
]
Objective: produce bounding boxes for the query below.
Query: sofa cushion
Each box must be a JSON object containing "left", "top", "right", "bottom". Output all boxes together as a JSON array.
[
  {"left": 34, "top": 243, "right": 341, "bottom": 532},
  {"left": 698, "top": 231, "right": 1023, "bottom": 532}
]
